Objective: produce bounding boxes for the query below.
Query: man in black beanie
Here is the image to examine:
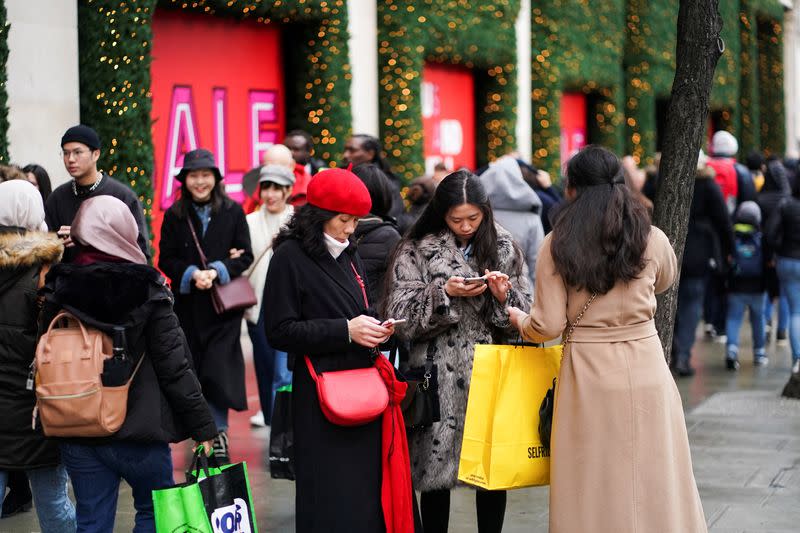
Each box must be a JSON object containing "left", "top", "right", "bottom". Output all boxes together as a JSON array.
[{"left": 45, "top": 124, "right": 150, "bottom": 262}]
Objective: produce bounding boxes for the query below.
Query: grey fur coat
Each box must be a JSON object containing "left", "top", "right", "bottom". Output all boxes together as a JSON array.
[{"left": 385, "top": 225, "right": 531, "bottom": 491}]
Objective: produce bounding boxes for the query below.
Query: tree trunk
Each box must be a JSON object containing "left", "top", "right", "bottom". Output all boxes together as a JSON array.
[{"left": 652, "top": 0, "right": 724, "bottom": 363}]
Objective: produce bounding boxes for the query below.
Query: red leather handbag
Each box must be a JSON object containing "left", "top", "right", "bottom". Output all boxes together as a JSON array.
[
  {"left": 304, "top": 262, "right": 389, "bottom": 426},
  {"left": 304, "top": 356, "right": 389, "bottom": 426}
]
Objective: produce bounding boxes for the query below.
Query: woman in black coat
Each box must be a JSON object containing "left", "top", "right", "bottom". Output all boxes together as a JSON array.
[
  {"left": 0, "top": 180, "right": 75, "bottom": 530},
  {"left": 158, "top": 149, "right": 253, "bottom": 461},
  {"left": 264, "top": 168, "right": 396, "bottom": 532},
  {"left": 352, "top": 163, "right": 402, "bottom": 306}
]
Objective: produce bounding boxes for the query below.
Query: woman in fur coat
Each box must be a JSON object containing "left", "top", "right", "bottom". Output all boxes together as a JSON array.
[
  {"left": 0, "top": 180, "right": 75, "bottom": 531},
  {"left": 385, "top": 170, "right": 531, "bottom": 533}
]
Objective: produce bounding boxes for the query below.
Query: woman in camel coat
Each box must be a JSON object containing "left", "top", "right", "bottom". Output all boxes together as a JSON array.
[{"left": 508, "top": 146, "right": 707, "bottom": 533}]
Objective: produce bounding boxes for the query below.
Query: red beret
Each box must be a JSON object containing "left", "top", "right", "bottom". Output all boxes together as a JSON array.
[{"left": 306, "top": 168, "right": 372, "bottom": 217}]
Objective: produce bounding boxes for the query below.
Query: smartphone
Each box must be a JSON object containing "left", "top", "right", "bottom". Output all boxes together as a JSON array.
[
  {"left": 463, "top": 276, "right": 487, "bottom": 285},
  {"left": 382, "top": 318, "right": 407, "bottom": 326}
]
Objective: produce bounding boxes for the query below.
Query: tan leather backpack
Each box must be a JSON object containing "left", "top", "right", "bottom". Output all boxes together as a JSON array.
[{"left": 33, "top": 312, "right": 143, "bottom": 437}]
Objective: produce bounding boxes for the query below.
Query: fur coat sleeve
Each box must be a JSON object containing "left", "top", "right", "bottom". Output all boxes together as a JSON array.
[{"left": 386, "top": 225, "right": 531, "bottom": 345}]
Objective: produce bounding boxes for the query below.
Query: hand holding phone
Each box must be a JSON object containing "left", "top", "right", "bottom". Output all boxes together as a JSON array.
[
  {"left": 444, "top": 276, "right": 489, "bottom": 298},
  {"left": 381, "top": 318, "right": 407, "bottom": 327}
]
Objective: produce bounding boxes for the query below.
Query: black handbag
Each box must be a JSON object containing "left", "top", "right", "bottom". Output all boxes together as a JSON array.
[
  {"left": 538, "top": 293, "right": 596, "bottom": 448},
  {"left": 400, "top": 342, "right": 441, "bottom": 429}
]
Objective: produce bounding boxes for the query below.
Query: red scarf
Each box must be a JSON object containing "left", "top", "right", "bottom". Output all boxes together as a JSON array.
[{"left": 375, "top": 355, "right": 414, "bottom": 533}]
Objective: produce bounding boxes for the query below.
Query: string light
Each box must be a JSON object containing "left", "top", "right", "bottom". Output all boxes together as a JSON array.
[
  {"left": 378, "top": 0, "right": 519, "bottom": 180},
  {"left": 66, "top": 0, "right": 788, "bottom": 215}
]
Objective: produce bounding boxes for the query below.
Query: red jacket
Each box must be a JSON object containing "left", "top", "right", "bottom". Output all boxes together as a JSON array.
[{"left": 707, "top": 157, "right": 738, "bottom": 214}]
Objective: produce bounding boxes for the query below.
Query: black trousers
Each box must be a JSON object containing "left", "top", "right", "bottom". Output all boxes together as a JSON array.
[{"left": 420, "top": 489, "right": 506, "bottom": 533}]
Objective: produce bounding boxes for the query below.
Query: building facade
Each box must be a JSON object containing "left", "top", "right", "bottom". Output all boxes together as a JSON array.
[{"left": 0, "top": 0, "right": 794, "bottom": 201}]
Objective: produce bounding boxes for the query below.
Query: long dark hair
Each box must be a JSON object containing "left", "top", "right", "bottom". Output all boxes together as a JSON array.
[
  {"left": 22, "top": 164, "right": 53, "bottom": 201},
  {"left": 407, "top": 169, "right": 499, "bottom": 271},
  {"left": 551, "top": 145, "right": 650, "bottom": 294},
  {"left": 170, "top": 179, "right": 230, "bottom": 219},
  {"left": 352, "top": 163, "right": 393, "bottom": 218},
  {"left": 273, "top": 203, "right": 341, "bottom": 258}
]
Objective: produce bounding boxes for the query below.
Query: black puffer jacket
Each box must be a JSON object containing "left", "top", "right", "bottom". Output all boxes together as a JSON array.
[
  {"left": 765, "top": 196, "right": 800, "bottom": 260},
  {"left": 353, "top": 215, "right": 402, "bottom": 306},
  {"left": 40, "top": 262, "right": 217, "bottom": 444},
  {"left": 757, "top": 160, "right": 791, "bottom": 225},
  {"left": 0, "top": 228, "right": 63, "bottom": 470},
  {"left": 682, "top": 171, "right": 735, "bottom": 278}
]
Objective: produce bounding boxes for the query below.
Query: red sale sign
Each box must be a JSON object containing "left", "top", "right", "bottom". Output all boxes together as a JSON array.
[
  {"left": 422, "top": 64, "right": 476, "bottom": 173},
  {"left": 559, "top": 92, "right": 587, "bottom": 168},
  {"left": 150, "top": 10, "right": 284, "bottom": 252}
]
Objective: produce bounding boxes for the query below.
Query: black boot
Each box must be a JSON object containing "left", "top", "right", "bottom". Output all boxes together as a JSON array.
[{"left": 2, "top": 471, "right": 32, "bottom": 519}]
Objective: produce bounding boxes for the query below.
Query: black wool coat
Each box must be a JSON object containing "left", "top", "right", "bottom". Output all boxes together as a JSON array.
[
  {"left": 40, "top": 262, "right": 217, "bottom": 444},
  {"left": 158, "top": 198, "right": 253, "bottom": 411},
  {"left": 0, "top": 228, "right": 63, "bottom": 470},
  {"left": 353, "top": 216, "right": 402, "bottom": 307},
  {"left": 264, "top": 238, "right": 384, "bottom": 533}
]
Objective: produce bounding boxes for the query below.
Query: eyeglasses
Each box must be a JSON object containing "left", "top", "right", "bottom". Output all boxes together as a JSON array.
[{"left": 61, "top": 149, "right": 91, "bottom": 159}]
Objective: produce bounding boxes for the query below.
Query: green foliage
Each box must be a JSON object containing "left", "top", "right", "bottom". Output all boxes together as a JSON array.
[
  {"left": 78, "top": 0, "right": 157, "bottom": 222},
  {"left": 531, "top": 0, "right": 627, "bottom": 176},
  {"left": 78, "top": 0, "right": 353, "bottom": 224},
  {"left": 378, "top": 0, "right": 520, "bottom": 180},
  {"left": 0, "top": 0, "right": 9, "bottom": 163},
  {"left": 740, "top": 0, "right": 785, "bottom": 156}
]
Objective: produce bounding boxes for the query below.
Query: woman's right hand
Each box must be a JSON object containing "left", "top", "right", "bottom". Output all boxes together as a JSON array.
[
  {"left": 192, "top": 269, "right": 215, "bottom": 290},
  {"left": 348, "top": 315, "right": 392, "bottom": 348},
  {"left": 444, "top": 276, "right": 488, "bottom": 298}
]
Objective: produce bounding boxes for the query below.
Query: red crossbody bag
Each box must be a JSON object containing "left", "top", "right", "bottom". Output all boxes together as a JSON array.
[{"left": 304, "top": 262, "right": 389, "bottom": 426}]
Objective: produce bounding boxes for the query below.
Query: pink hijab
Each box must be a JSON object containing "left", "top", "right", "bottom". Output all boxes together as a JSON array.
[{"left": 71, "top": 196, "right": 146, "bottom": 265}]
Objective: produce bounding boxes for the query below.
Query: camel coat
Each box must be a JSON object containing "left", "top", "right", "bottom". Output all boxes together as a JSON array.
[{"left": 521, "top": 227, "right": 707, "bottom": 533}]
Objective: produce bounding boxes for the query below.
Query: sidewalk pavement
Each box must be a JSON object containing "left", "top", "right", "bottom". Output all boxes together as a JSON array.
[{"left": 2, "top": 324, "right": 798, "bottom": 532}]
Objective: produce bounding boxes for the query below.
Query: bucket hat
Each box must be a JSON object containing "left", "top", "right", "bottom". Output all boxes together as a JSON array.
[{"left": 176, "top": 149, "right": 222, "bottom": 183}]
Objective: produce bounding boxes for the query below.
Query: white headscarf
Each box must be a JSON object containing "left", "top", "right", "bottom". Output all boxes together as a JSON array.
[{"left": 0, "top": 180, "right": 46, "bottom": 231}]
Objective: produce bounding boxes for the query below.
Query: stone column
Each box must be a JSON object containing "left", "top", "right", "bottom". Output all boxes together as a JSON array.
[
  {"left": 784, "top": 1, "right": 799, "bottom": 157},
  {"left": 515, "top": 0, "right": 532, "bottom": 161},
  {"left": 6, "top": 0, "right": 80, "bottom": 187},
  {"left": 347, "top": 0, "right": 379, "bottom": 136}
]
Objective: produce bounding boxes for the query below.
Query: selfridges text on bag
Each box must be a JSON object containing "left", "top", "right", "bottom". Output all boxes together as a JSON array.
[{"left": 33, "top": 312, "right": 144, "bottom": 437}]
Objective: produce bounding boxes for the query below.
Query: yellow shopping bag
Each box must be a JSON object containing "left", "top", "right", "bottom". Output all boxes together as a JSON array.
[{"left": 458, "top": 343, "right": 562, "bottom": 490}]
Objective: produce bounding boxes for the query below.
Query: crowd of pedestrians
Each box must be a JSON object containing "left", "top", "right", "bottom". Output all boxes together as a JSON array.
[{"left": 0, "top": 120, "right": 797, "bottom": 533}]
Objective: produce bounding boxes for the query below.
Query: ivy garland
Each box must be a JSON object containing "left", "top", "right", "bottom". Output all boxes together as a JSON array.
[
  {"left": 377, "top": 0, "right": 520, "bottom": 180},
  {"left": 78, "top": 0, "right": 156, "bottom": 221},
  {"left": 531, "top": 1, "right": 627, "bottom": 176},
  {"left": 624, "top": 0, "right": 742, "bottom": 163},
  {"left": 0, "top": 0, "right": 9, "bottom": 163},
  {"left": 740, "top": 0, "right": 785, "bottom": 156},
  {"left": 68, "top": 0, "right": 790, "bottom": 206},
  {"left": 78, "top": 0, "right": 352, "bottom": 224}
]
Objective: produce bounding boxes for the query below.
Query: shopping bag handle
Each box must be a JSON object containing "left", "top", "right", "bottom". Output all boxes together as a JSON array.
[
  {"left": 187, "top": 446, "right": 215, "bottom": 480},
  {"left": 511, "top": 335, "right": 544, "bottom": 348}
]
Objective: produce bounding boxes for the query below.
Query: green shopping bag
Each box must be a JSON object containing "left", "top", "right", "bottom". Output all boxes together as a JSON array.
[{"left": 153, "top": 448, "right": 259, "bottom": 533}]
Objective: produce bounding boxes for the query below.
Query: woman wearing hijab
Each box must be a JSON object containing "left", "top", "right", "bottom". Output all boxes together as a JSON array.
[
  {"left": 264, "top": 168, "right": 413, "bottom": 532},
  {"left": 40, "top": 195, "right": 217, "bottom": 533},
  {"left": 0, "top": 180, "right": 75, "bottom": 531},
  {"left": 158, "top": 149, "right": 254, "bottom": 461}
]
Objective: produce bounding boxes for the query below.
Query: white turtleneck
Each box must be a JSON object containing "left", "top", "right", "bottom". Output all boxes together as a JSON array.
[{"left": 324, "top": 232, "right": 349, "bottom": 259}]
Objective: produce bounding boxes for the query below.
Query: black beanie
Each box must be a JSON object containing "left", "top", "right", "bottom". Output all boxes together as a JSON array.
[{"left": 61, "top": 125, "right": 101, "bottom": 151}]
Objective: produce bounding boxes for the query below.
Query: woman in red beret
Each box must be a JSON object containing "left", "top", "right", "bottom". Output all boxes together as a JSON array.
[{"left": 264, "top": 168, "right": 407, "bottom": 532}]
